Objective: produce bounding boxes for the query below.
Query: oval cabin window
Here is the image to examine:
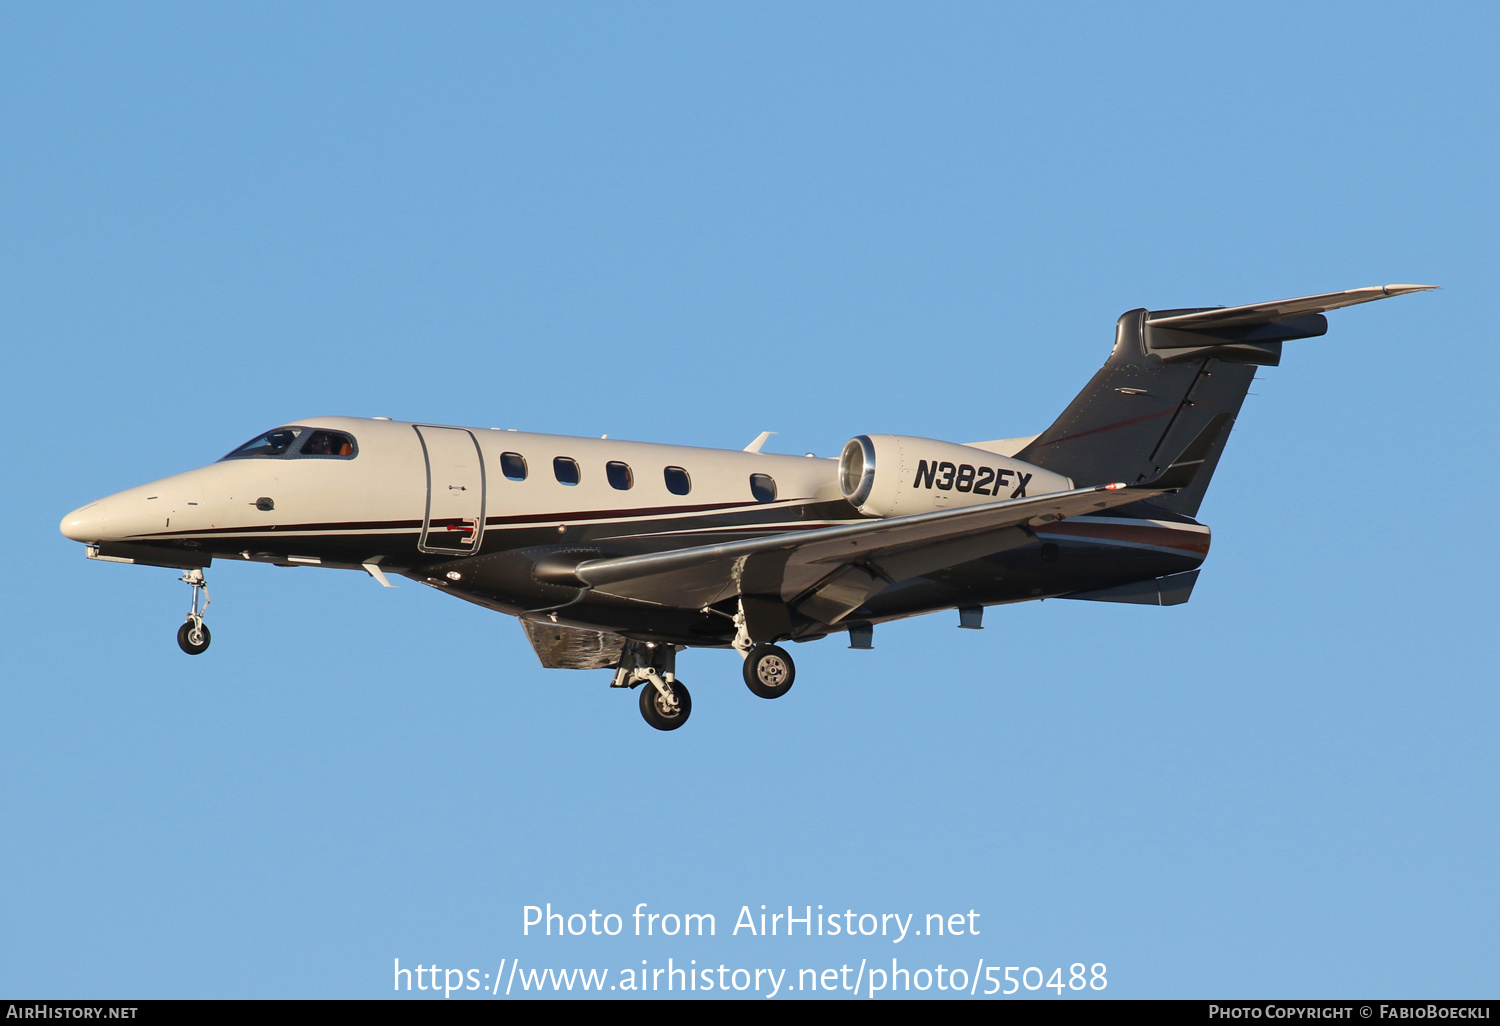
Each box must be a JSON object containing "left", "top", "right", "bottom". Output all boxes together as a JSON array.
[
  {"left": 500, "top": 452, "right": 527, "bottom": 481},
  {"left": 663, "top": 466, "right": 691, "bottom": 496},
  {"left": 554, "top": 457, "right": 581, "bottom": 486},
  {"left": 606, "top": 461, "right": 633, "bottom": 490},
  {"left": 750, "top": 473, "right": 776, "bottom": 502}
]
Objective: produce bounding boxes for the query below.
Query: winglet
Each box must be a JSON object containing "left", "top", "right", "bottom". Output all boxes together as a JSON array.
[{"left": 744, "top": 431, "right": 776, "bottom": 453}]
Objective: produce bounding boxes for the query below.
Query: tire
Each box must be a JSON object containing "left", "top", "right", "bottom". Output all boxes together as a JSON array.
[
  {"left": 743, "top": 644, "right": 795, "bottom": 699},
  {"left": 177, "top": 620, "right": 211, "bottom": 655},
  {"left": 639, "top": 678, "right": 692, "bottom": 731}
]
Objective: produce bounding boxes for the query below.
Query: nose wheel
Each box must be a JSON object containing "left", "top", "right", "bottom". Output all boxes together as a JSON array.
[
  {"left": 177, "top": 619, "right": 211, "bottom": 655},
  {"left": 176, "top": 568, "right": 211, "bottom": 655},
  {"left": 743, "top": 644, "right": 795, "bottom": 698}
]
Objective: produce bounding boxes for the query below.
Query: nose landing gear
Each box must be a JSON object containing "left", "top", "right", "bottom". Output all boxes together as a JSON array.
[{"left": 176, "top": 568, "right": 211, "bottom": 655}]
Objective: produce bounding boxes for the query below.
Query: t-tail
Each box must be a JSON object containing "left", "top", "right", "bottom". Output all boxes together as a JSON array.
[{"left": 1015, "top": 284, "right": 1435, "bottom": 518}]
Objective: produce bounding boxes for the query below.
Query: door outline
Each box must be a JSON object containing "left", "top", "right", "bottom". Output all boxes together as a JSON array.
[{"left": 415, "top": 425, "right": 487, "bottom": 555}]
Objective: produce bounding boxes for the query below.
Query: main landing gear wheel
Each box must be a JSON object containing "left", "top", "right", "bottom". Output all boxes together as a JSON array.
[
  {"left": 743, "top": 644, "right": 795, "bottom": 699},
  {"left": 177, "top": 620, "right": 211, "bottom": 655},
  {"left": 640, "top": 679, "right": 692, "bottom": 731}
]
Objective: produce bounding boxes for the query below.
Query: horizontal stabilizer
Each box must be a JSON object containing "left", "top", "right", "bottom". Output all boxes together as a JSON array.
[{"left": 1146, "top": 284, "right": 1435, "bottom": 332}]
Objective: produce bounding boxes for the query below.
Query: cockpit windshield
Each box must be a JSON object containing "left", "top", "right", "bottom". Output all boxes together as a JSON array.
[
  {"left": 222, "top": 427, "right": 304, "bottom": 460},
  {"left": 219, "top": 427, "right": 359, "bottom": 461}
]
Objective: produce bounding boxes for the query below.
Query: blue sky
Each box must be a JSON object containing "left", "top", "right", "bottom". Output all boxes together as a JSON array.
[{"left": 2, "top": 1, "right": 1496, "bottom": 999}]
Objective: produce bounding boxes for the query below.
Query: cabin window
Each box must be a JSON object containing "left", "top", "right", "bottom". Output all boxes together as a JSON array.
[
  {"left": 750, "top": 473, "right": 777, "bottom": 503},
  {"left": 664, "top": 466, "right": 691, "bottom": 496},
  {"left": 554, "top": 457, "right": 581, "bottom": 485},
  {"left": 606, "top": 461, "right": 634, "bottom": 490},
  {"left": 221, "top": 427, "right": 304, "bottom": 460},
  {"left": 299, "top": 430, "right": 357, "bottom": 457},
  {"left": 500, "top": 452, "right": 527, "bottom": 481}
]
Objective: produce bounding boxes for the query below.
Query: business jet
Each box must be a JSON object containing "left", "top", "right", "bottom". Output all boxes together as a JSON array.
[{"left": 60, "top": 285, "right": 1432, "bottom": 730}]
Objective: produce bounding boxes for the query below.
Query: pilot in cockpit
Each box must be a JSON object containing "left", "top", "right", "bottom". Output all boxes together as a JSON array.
[{"left": 302, "top": 431, "right": 353, "bottom": 457}]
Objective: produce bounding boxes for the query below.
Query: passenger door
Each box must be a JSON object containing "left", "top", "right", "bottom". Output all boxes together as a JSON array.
[{"left": 415, "top": 425, "right": 486, "bottom": 555}]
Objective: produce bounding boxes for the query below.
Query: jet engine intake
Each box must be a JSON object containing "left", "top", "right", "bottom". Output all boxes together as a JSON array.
[{"left": 838, "top": 434, "right": 1072, "bottom": 518}]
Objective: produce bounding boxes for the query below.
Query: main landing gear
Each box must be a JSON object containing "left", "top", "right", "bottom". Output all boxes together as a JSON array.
[
  {"left": 621, "top": 642, "right": 796, "bottom": 731},
  {"left": 613, "top": 641, "right": 692, "bottom": 731},
  {"left": 743, "top": 644, "right": 795, "bottom": 699},
  {"left": 638, "top": 675, "right": 692, "bottom": 731},
  {"left": 731, "top": 602, "right": 796, "bottom": 700},
  {"left": 610, "top": 616, "right": 801, "bottom": 731},
  {"left": 176, "top": 568, "right": 211, "bottom": 655},
  {"left": 617, "top": 667, "right": 692, "bottom": 731}
]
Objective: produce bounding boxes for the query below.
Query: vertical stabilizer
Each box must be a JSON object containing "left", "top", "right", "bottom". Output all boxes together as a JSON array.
[
  {"left": 1016, "top": 286, "right": 1434, "bottom": 518},
  {"left": 1016, "top": 309, "right": 1256, "bottom": 517}
]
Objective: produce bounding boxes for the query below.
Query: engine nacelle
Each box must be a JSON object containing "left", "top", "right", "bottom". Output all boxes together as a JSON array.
[{"left": 838, "top": 434, "right": 1073, "bottom": 518}]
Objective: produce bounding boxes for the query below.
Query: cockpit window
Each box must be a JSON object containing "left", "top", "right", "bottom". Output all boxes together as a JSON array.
[
  {"left": 222, "top": 427, "right": 304, "bottom": 460},
  {"left": 219, "top": 426, "right": 358, "bottom": 461},
  {"left": 300, "top": 430, "right": 357, "bottom": 458}
]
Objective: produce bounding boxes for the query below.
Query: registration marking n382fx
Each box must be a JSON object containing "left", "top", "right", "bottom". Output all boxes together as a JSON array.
[{"left": 913, "top": 460, "right": 1032, "bottom": 498}]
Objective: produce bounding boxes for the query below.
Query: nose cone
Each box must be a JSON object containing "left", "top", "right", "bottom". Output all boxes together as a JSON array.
[
  {"left": 60, "top": 502, "right": 109, "bottom": 542},
  {"left": 62, "top": 465, "right": 223, "bottom": 545}
]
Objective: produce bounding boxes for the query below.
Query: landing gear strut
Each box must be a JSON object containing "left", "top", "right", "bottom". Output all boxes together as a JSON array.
[{"left": 176, "top": 568, "right": 211, "bottom": 655}]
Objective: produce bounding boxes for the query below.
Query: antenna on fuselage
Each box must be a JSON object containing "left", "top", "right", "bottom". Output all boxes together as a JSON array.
[{"left": 743, "top": 431, "right": 776, "bottom": 453}]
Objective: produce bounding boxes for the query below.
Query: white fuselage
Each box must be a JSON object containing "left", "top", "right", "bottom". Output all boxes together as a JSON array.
[
  {"left": 61, "top": 417, "right": 850, "bottom": 567},
  {"left": 60, "top": 415, "right": 1211, "bottom": 652}
]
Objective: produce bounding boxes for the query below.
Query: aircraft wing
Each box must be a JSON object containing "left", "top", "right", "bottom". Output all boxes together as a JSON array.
[
  {"left": 553, "top": 420, "right": 1224, "bottom": 625},
  {"left": 559, "top": 479, "right": 1167, "bottom": 624}
]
